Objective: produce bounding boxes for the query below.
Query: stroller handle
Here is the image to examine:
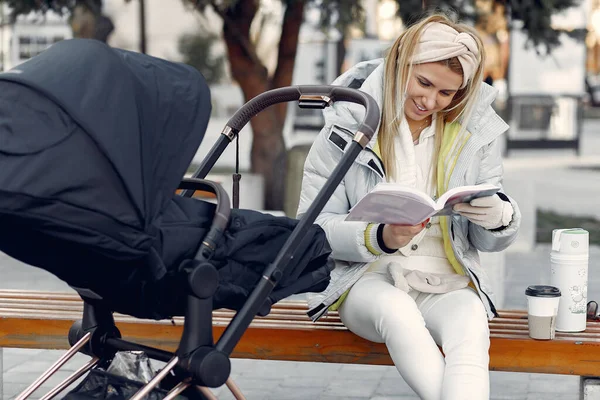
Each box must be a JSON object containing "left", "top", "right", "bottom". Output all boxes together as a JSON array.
[
  {"left": 226, "top": 85, "right": 380, "bottom": 143},
  {"left": 213, "top": 86, "right": 382, "bottom": 355},
  {"left": 188, "top": 85, "right": 381, "bottom": 186},
  {"left": 178, "top": 178, "right": 230, "bottom": 259}
]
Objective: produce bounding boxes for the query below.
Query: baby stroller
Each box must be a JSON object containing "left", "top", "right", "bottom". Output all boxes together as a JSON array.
[{"left": 0, "top": 39, "right": 380, "bottom": 399}]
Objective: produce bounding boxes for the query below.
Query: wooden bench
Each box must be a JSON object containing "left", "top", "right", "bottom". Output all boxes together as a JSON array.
[{"left": 1, "top": 289, "right": 600, "bottom": 397}]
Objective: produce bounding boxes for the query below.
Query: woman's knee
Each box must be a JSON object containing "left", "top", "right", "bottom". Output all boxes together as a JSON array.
[
  {"left": 443, "top": 295, "right": 490, "bottom": 354},
  {"left": 341, "top": 280, "right": 427, "bottom": 338},
  {"left": 426, "top": 290, "right": 490, "bottom": 352}
]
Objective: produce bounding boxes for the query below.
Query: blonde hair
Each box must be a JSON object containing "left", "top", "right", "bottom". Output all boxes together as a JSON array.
[{"left": 379, "top": 13, "right": 486, "bottom": 183}]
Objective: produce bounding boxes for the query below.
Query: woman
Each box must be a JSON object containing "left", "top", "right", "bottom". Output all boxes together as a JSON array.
[{"left": 297, "top": 12, "right": 521, "bottom": 400}]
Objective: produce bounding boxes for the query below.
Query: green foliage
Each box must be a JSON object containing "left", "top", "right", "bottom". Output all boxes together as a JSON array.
[
  {"left": 312, "top": 0, "right": 364, "bottom": 34},
  {"left": 9, "top": 0, "right": 584, "bottom": 56},
  {"left": 5, "top": 0, "right": 103, "bottom": 21},
  {"left": 5, "top": 0, "right": 72, "bottom": 20},
  {"left": 178, "top": 30, "right": 226, "bottom": 84},
  {"left": 508, "top": 0, "right": 584, "bottom": 54},
  {"left": 6, "top": 1, "right": 112, "bottom": 43},
  {"left": 394, "top": 0, "right": 582, "bottom": 54},
  {"left": 536, "top": 209, "right": 600, "bottom": 244},
  {"left": 397, "top": 0, "right": 476, "bottom": 28},
  {"left": 185, "top": 0, "right": 239, "bottom": 13},
  {"left": 192, "top": 0, "right": 581, "bottom": 55},
  {"left": 187, "top": 0, "right": 364, "bottom": 36}
]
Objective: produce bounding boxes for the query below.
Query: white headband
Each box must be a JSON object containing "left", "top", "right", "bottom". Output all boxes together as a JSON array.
[{"left": 409, "top": 22, "right": 480, "bottom": 88}]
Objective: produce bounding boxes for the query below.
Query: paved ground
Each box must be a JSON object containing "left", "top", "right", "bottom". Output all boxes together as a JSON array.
[{"left": 4, "top": 120, "right": 600, "bottom": 399}]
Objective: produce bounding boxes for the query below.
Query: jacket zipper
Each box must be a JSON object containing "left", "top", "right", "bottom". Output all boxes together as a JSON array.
[
  {"left": 469, "top": 266, "right": 499, "bottom": 317},
  {"left": 461, "top": 248, "right": 499, "bottom": 317},
  {"left": 447, "top": 220, "right": 497, "bottom": 314}
]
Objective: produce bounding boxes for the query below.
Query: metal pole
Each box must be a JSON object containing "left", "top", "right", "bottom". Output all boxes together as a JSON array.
[
  {"left": 139, "top": 0, "right": 146, "bottom": 54},
  {"left": 15, "top": 333, "right": 92, "bottom": 400},
  {"left": 130, "top": 357, "right": 179, "bottom": 400},
  {"left": 38, "top": 357, "right": 99, "bottom": 400}
]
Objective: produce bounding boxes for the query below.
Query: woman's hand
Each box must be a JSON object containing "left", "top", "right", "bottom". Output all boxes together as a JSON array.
[
  {"left": 382, "top": 221, "right": 427, "bottom": 249},
  {"left": 453, "top": 194, "right": 513, "bottom": 230}
]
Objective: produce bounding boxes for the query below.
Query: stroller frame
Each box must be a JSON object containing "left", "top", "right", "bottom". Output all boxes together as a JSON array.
[{"left": 15, "top": 85, "right": 380, "bottom": 400}]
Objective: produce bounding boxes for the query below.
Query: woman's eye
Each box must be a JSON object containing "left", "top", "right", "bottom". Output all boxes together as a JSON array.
[
  {"left": 440, "top": 91, "right": 451, "bottom": 97},
  {"left": 418, "top": 79, "right": 430, "bottom": 87}
]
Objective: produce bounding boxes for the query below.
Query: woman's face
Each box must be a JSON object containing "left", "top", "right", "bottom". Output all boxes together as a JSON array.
[{"left": 404, "top": 62, "right": 463, "bottom": 122}]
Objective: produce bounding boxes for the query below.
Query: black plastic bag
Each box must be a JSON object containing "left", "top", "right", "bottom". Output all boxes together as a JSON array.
[
  {"left": 63, "top": 369, "right": 173, "bottom": 400},
  {"left": 63, "top": 352, "right": 202, "bottom": 400}
]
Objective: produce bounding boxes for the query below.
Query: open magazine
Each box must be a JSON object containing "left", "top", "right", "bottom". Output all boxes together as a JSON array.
[{"left": 345, "top": 182, "right": 500, "bottom": 226}]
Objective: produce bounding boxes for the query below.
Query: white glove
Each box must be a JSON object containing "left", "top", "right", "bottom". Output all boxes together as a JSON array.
[{"left": 453, "top": 194, "right": 513, "bottom": 230}]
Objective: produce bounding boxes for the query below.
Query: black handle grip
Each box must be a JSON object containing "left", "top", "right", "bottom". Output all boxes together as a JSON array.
[
  {"left": 178, "top": 178, "right": 230, "bottom": 259},
  {"left": 226, "top": 85, "right": 380, "bottom": 141}
]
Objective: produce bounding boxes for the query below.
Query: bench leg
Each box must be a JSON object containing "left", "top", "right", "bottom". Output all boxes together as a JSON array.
[{"left": 581, "top": 376, "right": 600, "bottom": 400}]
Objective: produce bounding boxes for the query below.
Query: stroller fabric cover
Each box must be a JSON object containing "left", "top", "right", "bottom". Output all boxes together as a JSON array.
[{"left": 0, "top": 39, "right": 332, "bottom": 319}]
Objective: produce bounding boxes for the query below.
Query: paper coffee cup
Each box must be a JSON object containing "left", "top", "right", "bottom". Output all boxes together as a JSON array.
[{"left": 525, "top": 285, "right": 561, "bottom": 340}]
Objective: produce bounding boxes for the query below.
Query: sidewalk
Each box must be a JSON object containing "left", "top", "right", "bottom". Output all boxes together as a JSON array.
[{"left": 4, "top": 120, "right": 600, "bottom": 399}]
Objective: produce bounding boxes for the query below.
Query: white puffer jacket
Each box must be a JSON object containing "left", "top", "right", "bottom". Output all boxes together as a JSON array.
[{"left": 297, "top": 58, "right": 521, "bottom": 321}]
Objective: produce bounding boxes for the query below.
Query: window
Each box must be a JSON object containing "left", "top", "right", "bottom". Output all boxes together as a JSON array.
[{"left": 17, "top": 35, "right": 62, "bottom": 61}]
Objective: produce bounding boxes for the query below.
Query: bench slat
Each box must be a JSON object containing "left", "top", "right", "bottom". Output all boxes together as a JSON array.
[
  {"left": 3, "top": 290, "right": 600, "bottom": 376},
  {"left": 2, "top": 314, "right": 600, "bottom": 376},
  {"left": 2, "top": 297, "right": 599, "bottom": 336}
]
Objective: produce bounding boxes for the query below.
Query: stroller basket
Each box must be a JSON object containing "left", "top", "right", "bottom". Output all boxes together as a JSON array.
[{"left": 3, "top": 46, "right": 381, "bottom": 400}]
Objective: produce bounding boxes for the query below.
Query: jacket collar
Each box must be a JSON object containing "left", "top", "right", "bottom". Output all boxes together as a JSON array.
[
  {"left": 322, "top": 58, "right": 509, "bottom": 149},
  {"left": 324, "top": 59, "right": 384, "bottom": 151}
]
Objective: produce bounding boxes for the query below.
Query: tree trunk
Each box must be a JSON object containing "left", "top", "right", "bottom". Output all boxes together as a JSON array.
[
  {"left": 249, "top": 110, "right": 287, "bottom": 211},
  {"left": 220, "top": 0, "right": 304, "bottom": 211},
  {"left": 258, "top": 0, "right": 304, "bottom": 211},
  {"left": 224, "top": 48, "right": 286, "bottom": 209},
  {"left": 336, "top": 33, "right": 347, "bottom": 76}
]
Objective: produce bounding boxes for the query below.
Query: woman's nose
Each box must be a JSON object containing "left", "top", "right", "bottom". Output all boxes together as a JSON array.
[{"left": 422, "top": 93, "right": 436, "bottom": 109}]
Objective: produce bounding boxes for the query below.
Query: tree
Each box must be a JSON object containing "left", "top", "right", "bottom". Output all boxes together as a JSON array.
[
  {"left": 186, "top": 0, "right": 363, "bottom": 211},
  {"left": 6, "top": 0, "right": 114, "bottom": 42},
  {"left": 178, "top": 30, "right": 226, "bottom": 84},
  {"left": 397, "top": 0, "right": 582, "bottom": 54}
]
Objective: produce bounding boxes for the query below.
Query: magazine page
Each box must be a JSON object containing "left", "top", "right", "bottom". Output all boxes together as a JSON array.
[
  {"left": 434, "top": 184, "right": 500, "bottom": 216},
  {"left": 371, "top": 183, "right": 432, "bottom": 200},
  {"left": 345, "top": 188, "right": 437, "bottom": 225}
]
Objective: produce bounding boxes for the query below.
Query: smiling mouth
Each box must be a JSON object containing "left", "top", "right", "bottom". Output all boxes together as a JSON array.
[{"left": 414, "top": 101, "right": 427, "bottom": 112}]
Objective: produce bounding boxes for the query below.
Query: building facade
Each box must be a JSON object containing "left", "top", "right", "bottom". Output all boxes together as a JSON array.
[{"left": 0, "top": 6, "right": 72, "bottom": 72}]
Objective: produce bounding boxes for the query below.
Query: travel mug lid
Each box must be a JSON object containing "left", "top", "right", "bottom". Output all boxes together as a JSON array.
[
  {"left": 552, "top": 228, "right": 589, "bottom": 254},
  {"left": 525, "top": 285, "right": 561, "bottom": 297}
]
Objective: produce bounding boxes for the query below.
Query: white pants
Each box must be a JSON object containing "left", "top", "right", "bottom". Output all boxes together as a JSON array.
[{"left": 338, "top": 269, "right": 490, "bottom": 400}]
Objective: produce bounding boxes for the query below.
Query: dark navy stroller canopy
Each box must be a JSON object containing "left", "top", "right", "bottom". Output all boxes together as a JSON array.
[
  {"left": 0, "top": 38, "right": 211, "bottom": 278},
  {"left": 0, "top": 39, "right": 332, "bottom": 320},
  {"left": 0, "top": 39, "right": 217, "bottom": 316}
]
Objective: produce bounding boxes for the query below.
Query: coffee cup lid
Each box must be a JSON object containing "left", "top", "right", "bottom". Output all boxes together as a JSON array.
[{"left": 525, "top": 285, "right": 561, "bottom": 297}]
